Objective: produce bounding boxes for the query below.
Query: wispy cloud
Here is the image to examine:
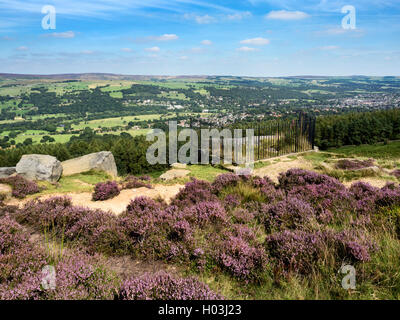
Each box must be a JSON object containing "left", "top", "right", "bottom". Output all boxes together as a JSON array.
[
  {"left": 201, "top": 40, "right": 213, "bottom": 45},
  {"left": 81, "top": 50, "right": 95, "bottom": 55},
  {"left": 320, "top": 45, "right": 339, "bottom": 51},
  {"left": 121, "top": 48, "right": 133, "bottom": 52},
  {"left": 145, "top": 46, "right": 161, "bottom": 52},
  {"left": 240, "top": 37, "right": 270, "bottom": 45},
  {"left": 43, "top": 31, "right": 76, "bottom": 38},
  {"left": 316, "top": 27, "right": 366, "bottom": 37},
  {"left": 184, "top": 13, "right": 216, "bottom": 24},
  {"left": 237, "top": 46, "right": 258, "bottom": 52},
  {"left": 16, "top": 46, "right": 28, "bottom": 51},
  {"left": 227, "top": 11, "right": 251, "bottom": 21},
  {"left": 151, "top": 34, "right": 179, "bottom": 41},
  {"left": 265, "top": 10, "right": 310, "bottom": 20}
]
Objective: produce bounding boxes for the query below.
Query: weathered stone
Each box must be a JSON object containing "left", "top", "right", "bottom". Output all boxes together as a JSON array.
[
  {"left": 0, "top": 167, "right": 16, "bottom": 178},
  {"left": 160, "top": 169, "right": 190, "bottom": 181},
  {"left": 171, "top": 163, "right": 187, "bottom": 169},
  {"left": 61, "top": 151, "right": 118, "bottom": 177},
  {"left": 16, "top": 154, "right": 62, "bottom": 182}
]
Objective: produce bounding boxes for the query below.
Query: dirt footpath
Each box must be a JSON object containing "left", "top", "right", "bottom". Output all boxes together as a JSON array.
[
  {"left": 253, "top": 157, "right": 314, "bottom": 183},
  {"left": 8, "top": 184, "right": 184, "bottom": 216}
]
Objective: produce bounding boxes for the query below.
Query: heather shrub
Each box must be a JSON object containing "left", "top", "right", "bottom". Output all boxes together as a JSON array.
[
  {"left": 223, "top": 194, "right": 241, "bottom": 210},
  {"left": 335, "top": 159, "right": 375, "bottom": 170},
  {"left": 266, "top": 229, "right": 377, "bottom": 274},
  {"left": 349, "top": 182, "right": 380, "bottom": 215},
  {"left": 375, "top": 183, "right": 400, "bottom": 208},
  {"left": 212, "top": 173, "right": 240, "bottom": 193},
  {"left": 278, "top": 169, "right": 342, "bottom": 191},
  {"left": 265, "top": 230, "right": 328, "bottom": 274},
  {"left": 333, "top": 230, "right": 377, "bottom": 263},
  {"left": 121, "top": 176, "right": 152, "bottom": 190},
  {"left": 92, "top": 181, "right": 120, "bottom": 201},
  {"left": 287, "top": 180, "right": 354, "bottom": 215},
  {"left": 252, "top": 176, "right": 275, "bottom": 189},
  {"left": 119, "top": 272, "right": 223, "bottom": 300},
  {"left": 216, "top": 234, "right": 267, "bottom": 282},
  {"left": 262, "top": 197, "right": 315, "bottom": 232},
  {"left": 231, "top": 208, "right": 254, "bottom": 224},
  {"left": 0, "top": 175, "right": 40, "bottom": 199},
  {"left": 44, "top": 251, "right": 118, "bottom": 300},
  {"left": 259, "top": 184, "right": 285, "bottom": 205},
  {"left": 172, "top": 178, "right": 218, "bottom": 207},
  {"left": 183, "top": 201, "right": 227, "bottom": 228},
  {"left": 16, "top": 197, "right": 77, "bottom": 233}
]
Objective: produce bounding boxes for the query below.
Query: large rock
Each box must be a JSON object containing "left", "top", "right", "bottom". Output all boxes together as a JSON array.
[
  {"left": 61, "top": 151, "right": 118, "bottom": 177},
  {"left": 171, "top": 163, "right": 187, "bottom": 169},
  {"left": 0, "top": 167, "right": 16, "bottom": 178},
  {"left": 16, "top": 154, "right": 62, "bottom": 182}
]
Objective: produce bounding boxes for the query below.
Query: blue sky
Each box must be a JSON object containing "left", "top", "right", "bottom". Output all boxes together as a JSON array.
[{"left": 0, "top": 0, "right": 400, "bottom": 76}]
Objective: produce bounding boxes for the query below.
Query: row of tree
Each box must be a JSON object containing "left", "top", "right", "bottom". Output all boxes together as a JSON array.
[
  {"left": 315, "top": 108, "right": 400, "bottom": 149},
  {"left": 0, "top": 130, "right": 167, "bottom": 175}
]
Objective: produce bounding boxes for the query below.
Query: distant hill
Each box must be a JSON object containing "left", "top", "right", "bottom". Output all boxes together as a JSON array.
[
  {"left": 0, "top": 73, "right": 210, "bottom": 81},
  {"left": 0, "top": 73, "right": 398, "bottom": 81}
]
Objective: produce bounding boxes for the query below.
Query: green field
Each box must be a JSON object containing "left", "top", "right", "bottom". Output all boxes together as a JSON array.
[{"left": 328, "top": 141, "right": 400, "bottom": 159}]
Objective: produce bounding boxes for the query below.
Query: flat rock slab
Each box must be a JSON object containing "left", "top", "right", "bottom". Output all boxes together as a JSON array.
[
  {"left": 160, "top": 169, "right": 190, "bottom": 181},
  {"left": 0, "top": 167, "right": 16, "bottom": 178},
  {"left": 62, "top": 151, "right": 118, "bottom": 177},
  {"left": 171, "top": 163, "right": 187, "bottom": 169},
  {"left": 16, "top": 154, "right": 62, "bottom": 182}
]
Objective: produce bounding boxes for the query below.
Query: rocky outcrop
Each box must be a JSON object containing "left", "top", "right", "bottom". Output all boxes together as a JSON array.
[
  {"left": 16, "top": 154, "right": 62, "bottom": 182},
  {"left": 61, "top": 151, "right": 118, "bottom": 177},
  {"left": 0, "top": 167, "right": 16, "bottom": 178},
  {"left": 171, "top": 163, "right": 187, "bottom": 169},
  {"left": 160, "top": 169, "right": 190, "bottom": 181}
]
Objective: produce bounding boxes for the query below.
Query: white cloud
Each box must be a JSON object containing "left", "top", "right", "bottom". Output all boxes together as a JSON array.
[
  {"left": 240, "top": 37, "right": 270, "bottom": 46},
  {"left": 227, "top": 11, "right": 252, "bottom": 21},
  {"left": 184, "top": 13, "right": 216, "bottom": 24},
  {"left": 154, "top": 34, "right": 178, "bottom": 41},
  {"left": 81, "top": 50, "right": 94, "bottom": 54},
  {"left": 16, "top": 46, "right": 28, "bottom": 51},
  {"left": 265, "top": 10, "right": 310, "bottom": 20},
  {"left": 44, "top": 31, "right": 76, "bottom": 38},
  {"left": 316, "top": 27, "right": 365, "bottom": 37},
  {"left": 121, "top": 48, "right": 133, "bottom": 52},
  {"left": 145, "top": 46, "right": 160, "bottom": 52},
  {"left": 180, "top": 56, "right": 188, "bottom": 60},
  {"left": 201, "top": 40, "right": 213, "bottom": 46},
  {"left": 237, "top": 46, "right": 258, "bottom": 52},
  {"left": 320, "top": 45, "right": 339, "bottom": 51},
  {"left": 1, "top": 36, "right": 14, "bottom": 40}
]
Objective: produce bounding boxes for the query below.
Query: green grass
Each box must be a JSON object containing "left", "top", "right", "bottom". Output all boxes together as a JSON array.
[
  {"left": 328, "top": 141, "right": 400, "bottom": 160},
  {"left": 188, "top": 165, "right": 229, "bottom": 181},
  {"left": 35, "top": 170, "right": 111, "bottom": 196}
]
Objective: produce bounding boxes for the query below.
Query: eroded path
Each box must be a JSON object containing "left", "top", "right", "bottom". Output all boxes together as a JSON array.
[{"left": 7, "top": 184, "right": 184, "bottom": 215}]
